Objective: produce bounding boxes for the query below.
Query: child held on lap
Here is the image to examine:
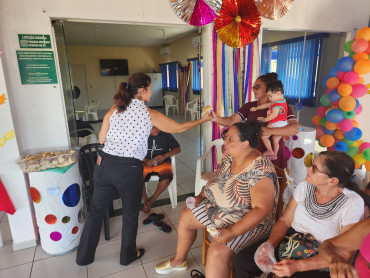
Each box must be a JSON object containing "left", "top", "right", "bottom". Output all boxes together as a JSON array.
[
  {"left": 142, "top": 126, "right": 181, "bottom": 213},
  {"left": 250, "top": 80, "right": 287, "bottom": 160}
]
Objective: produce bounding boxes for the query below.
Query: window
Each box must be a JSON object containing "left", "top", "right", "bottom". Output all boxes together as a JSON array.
[
  {"left": 261, "top": 33, "right": 328, "bottom": 107},
  {"left": 160, "top": 62, "right": 178, "bottom": 92},
  {"left": 188, "top": 58, "right": 203, "bottom": 95}
]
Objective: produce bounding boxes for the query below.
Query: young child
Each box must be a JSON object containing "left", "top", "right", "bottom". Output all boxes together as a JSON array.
[
  {"left": 250, "top": 80, "right": 287, "bottom": 160},
  {"left": 142, "top": 126, "right": 181, "bottom": 213}
]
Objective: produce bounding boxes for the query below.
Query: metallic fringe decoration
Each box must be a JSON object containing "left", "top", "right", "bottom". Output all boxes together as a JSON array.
[{"left": 254, "top": 0, "right": 294, "bottom": 20}]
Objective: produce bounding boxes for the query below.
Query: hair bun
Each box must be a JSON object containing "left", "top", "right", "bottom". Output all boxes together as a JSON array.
[{"left": 267, "top": 72, "right": 278, "bottom": 80}]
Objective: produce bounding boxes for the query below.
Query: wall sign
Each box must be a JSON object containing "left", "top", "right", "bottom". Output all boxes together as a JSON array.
[
  {"left": 18, "top": 34, "right": 51, "bottom": 49},
  {"left": 16, "top": 51, "right": 58, "bottom": 84}
]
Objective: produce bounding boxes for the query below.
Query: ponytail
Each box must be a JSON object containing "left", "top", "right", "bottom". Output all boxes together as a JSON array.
[{"left": 113, "top": 72, "right": 151, "bottom": 113}]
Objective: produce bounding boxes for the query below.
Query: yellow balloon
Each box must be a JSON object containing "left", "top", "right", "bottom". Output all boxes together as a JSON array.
[{"left": 353, "top": 153, "right": 366, "bottom": 165}]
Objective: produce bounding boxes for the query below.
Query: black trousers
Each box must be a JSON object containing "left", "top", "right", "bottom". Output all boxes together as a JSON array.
[{"left": 76, "top": 152, "right": 144, "bottom": 266}]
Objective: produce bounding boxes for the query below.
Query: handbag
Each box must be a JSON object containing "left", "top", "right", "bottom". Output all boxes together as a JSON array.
[{"left": 278, "top": 232, "right": 319, "bottom": 260}]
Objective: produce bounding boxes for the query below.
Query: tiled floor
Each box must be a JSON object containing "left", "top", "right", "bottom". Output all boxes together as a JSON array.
[{"left": 0, "top": 109, "right": 209, "bottom": 278}]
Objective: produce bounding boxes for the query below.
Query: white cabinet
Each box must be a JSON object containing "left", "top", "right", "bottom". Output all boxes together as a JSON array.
[{"left": 145, "top": 73, "right": 163, "bottom": 107}]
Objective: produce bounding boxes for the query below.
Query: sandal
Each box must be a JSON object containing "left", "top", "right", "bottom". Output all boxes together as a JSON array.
[
  {"left": 191, "top": 269, "right": 205, "bottom": 278},
  {"left": 137, "top": 248, "right": 145, "bottom": 259},
  {"left": 142, "top": 213, "right": 165, "bottom": 225},
  {"left": 153, "top": 220, "right": 172, "bottom": 233}
]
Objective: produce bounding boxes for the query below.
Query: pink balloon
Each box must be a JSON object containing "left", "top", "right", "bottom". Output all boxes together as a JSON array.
[
  {"left": 317, "top": 106, "right": 328, "bottom": 117},
  {"left": 327, "top": 146, "right": 335, "bottom": 151},
  {"left": 355, "top": 103, "right": 362, "bottom": 115},
  {"left": 331, "top": 101, "right": 339, "bottom": 107},
  {"left": 337, "top": 71, "right": 345, "bottom": 80},
  {"left": 343, "top": 71, "right": 360, "bottom": 84},
  {"left": 359, "top": 142, "right": 370, "bottom": 153},
  {"left": 315, "top": 126, "right": 325, "bottom": 140},
  {"left": 338, "top": 119, "right": 354, "bottom": 132},
  {"left": 351, "top": 84, "right": 367, "bottom": 98}
]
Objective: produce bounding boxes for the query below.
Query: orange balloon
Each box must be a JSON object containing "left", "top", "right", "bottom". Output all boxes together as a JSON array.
[
  {"left": 354, "top": 59, "right": 370, "bottom": 75},
  {"left": 312, "top": 115, "right": 321, "bottom": 125},
  {"left": 326, "top": 77, "right": 340, "bottom": 89},
  {"left": 365, "top": 161, "right": 370, "bottom": 171},
  {"left": 353, "top": 52, "right": 369, "bottom": 62},
  {"left": 325, "top": 121, "right": 337, "bottom": 130},
  {"left": 355, "top": 27, "right": 370, "bottom": 41},
  {"left": 320, "top": 134, "right": 335, "bottom": 147},
  {"left": 353, "top": 153, "right": 366, "bottom": 165},
  {"left": 338, "top": 83, "right": 352, "bottom": 96},
  {"left": 339, "top": 96, "right": 356, "bottom": 111},
  {"left": 334, "top": 129, "right": 345, "bottom": 140},
  {"left": 352, "top": 120, "right": 359, "bottom": 127},
  {"left": 355, "top": 163, "right": 360, "bottom": 169},
  {"left": 358, "top": 76, "right": 364, "bottom": 84}
]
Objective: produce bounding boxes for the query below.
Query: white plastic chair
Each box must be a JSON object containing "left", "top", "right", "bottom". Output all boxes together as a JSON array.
[
  {"left": 85, "top": 101, "right": 99, "bottom": 121},
  {"left": 145, "top": 155, "right": 177, "bottom": 208},
  {"left": 194, "top": 139, "right": 224, "bottom": 195},
  {"left": 163, "top": 95, "right": 179, "bottom": 116},
  {"left": 185, "top": 97, "right": 199, "bottom": 121}
]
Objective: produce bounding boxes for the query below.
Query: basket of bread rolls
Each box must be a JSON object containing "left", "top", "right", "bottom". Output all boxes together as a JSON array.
[{"left": 17, "top": 149, "right": 78, "bottom": 173}]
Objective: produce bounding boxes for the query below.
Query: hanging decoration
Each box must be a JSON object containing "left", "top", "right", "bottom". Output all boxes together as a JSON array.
[
  {"left": 254, "top": 0, "right": 294, "bottom": 20},
  {"left": 211, "top": 29, "right": 260, "bottom": 168},
  {"left": 0, "top": 178, "right": 16, "bottom": 215},
  {"left": 214, "top": 0, "right": 261, "bottom": 48},
  {"left": 312, "top": 27, "right": 370, "bottom": 170},
  {"left": 170, "top": 0, "right": 222, "bottom": 26}
]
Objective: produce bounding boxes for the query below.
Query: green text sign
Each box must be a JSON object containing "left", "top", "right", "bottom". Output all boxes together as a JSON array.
[
  {"left": 17, "top": 51, "right": 58, "bottom": 84},
  {"left": 18, "top": 34, "right": 51, "bottom": 49}
]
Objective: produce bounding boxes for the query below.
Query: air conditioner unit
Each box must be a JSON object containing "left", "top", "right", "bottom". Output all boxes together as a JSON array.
[
  {"left": 192, "top": 36, "right": 201, "bottom": 48},
  {"left": 160, "top": 46, "right": 171, "bottom": 56}
]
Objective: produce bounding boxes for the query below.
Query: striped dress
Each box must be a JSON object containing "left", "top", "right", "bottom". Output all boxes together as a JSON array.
[{"left": 192, "top": 155, "right": 278, "bottom": 253}]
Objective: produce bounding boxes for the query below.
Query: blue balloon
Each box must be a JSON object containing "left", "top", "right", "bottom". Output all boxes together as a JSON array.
[
  {"left": 337, "top": 57, "right": 355, "bottom": 73},
  {"left": 329, "top": 66, "right": 339, "bottom": 77},
  {"left": 345, "top": 127, "right": 362, "bottom": 141},
  {"left": 326, "top": 109, "right": 344, "bottom": 123},
  {"left": 334, "top": 141, "right": 349, "bottom": 152},
  {"left": 328, "top": 90, "right": 341, "bottom": 102},
  {"left": 322, "top": 76, "right": 330, "bottom": 87},
  {"left": 323, "top": 127, "right": 335, "bottom": 135},
  {"left": 355, "top": 98, "right": 359, "bottom": 109}
]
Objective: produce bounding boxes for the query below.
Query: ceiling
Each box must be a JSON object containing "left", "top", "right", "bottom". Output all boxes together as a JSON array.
[{"left": 63, "top": 21, "right": 199, "bottom": 48}]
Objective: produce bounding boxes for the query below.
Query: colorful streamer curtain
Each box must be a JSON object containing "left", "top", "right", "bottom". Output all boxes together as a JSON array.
[
  {"left": 276, "top": 38, "right": 322, "bottom": 107},
  {"left": 178, "top": 63, "right": 190, "bottom": 114},
  {"left": 211, "top": 28, "right": 260, "bottom": 169}
]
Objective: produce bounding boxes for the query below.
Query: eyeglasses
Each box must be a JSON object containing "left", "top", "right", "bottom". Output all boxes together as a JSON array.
[
  {"left": 309, "top": 164, "right": 327, "bottom": 175},
  {"left": 252, "top": 84, "right": 266, "bottom": 90}
]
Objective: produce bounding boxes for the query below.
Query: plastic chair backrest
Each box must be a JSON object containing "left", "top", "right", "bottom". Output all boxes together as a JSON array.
[
  {"left": 78, "top": 143, "right": 103, "bottom": 212},
  {"left": 163, "top": 95, "right": 177, "bottom": 106}
]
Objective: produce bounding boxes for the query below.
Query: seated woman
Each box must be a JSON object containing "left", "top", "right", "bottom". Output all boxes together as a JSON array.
[
  {"left": 155, "top": 121, "right": 279, "bottom": 278},
  {"left": 319, "top": 218, "right": 370, "bottom": 278},
  {"left": 237, "top": 151, "right": 366, "bottom": 278}
]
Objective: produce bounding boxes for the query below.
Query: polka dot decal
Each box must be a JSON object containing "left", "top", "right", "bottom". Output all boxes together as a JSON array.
[
  {"left": 303, "top": 138, "right": 313, "bottom": 145},
  {"left": 50, "top": 231, "right": 62, "bottom": 241},
  {"left": 304, "top": 153, "right": 314, "bottom": 167},
  {"left": 45, "top": 214, "right": 57, "bottom": 224},
  {"left": 284, "top": 136, "right": 290, "bottom": 140},
  {"left": 62, "top": 183, "right": 81, "bottom": 207},
  {"left": 292, "top": 148, "right": 305, "bottom": 159},
  {"left": 46, "top": 186, "right": 59, "bottom": 196},
  {"left": 72, "top": 226, "right": 79, "bottom": 234},
  {"left": 292, "top": 135, "right": 298, "bottom": 141},
  {"left": 78, "top": 208, "right": 85, "bottom": 223},
  {"left": 30, "top": 187, "right": 41, "bottom": 203},
  {"left": 62, "top": 216, "right": 70, "bottom": 223},
  {"left": 285, "top": 147, "right": 291, "bottom": 160}
]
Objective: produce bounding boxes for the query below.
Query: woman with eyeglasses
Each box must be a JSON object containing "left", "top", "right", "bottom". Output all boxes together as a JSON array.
[
  {"left": 234, "top": 150, "right": 369, "bottom": 278},
  {"left": 211, "top": 72, "right": 299, "bottom": 169},
  {"left": 76, "top": 72, "right": 211, "bottom": 267}
]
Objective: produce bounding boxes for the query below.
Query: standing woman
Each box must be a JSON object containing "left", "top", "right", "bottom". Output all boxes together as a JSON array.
[
  {"left": 211, "top": 72, "right": 299, "bottom": 168},
  {"left": 76, "top": 72, "right": 211, "bottom": 266}
]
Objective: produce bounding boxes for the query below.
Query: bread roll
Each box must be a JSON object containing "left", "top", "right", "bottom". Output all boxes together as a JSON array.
[{"left": 202, "top": 105, "right": 213, "bottom": 116}]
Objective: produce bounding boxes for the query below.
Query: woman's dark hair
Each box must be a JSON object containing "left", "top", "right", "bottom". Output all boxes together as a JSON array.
[
  {"left": 257, "top": 72, "right": 278, "bottom": 89},
  {"left": 114, "top": 72, "right": 151, "bottom": 113},
  {"left": 319, "top": 150, "right": 370, "bottom": 207},
  {"left": 233, "top": 120, "right": 262, "bottom": 149}
]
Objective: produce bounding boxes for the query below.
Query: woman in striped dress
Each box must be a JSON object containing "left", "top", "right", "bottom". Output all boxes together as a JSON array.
[{"left": 155, "top": 120, "right": 279, "bottom": 277}]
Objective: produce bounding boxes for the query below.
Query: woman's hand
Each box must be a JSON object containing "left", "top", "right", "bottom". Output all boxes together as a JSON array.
[
  {"left": 210, "top": 110, "right": 217, "bottom": 122},
  {"left": 201, "top": 111, "right": 213, "bottom": 122},
  {"left": 213, "top": 228, "right": 236, "bottom": 244},
  {"left": 250, "top": 107, "right": 257, "bottom": 112},
  {"left": 328, "top": 254, "right": 359, "bottom": 278},
  {"left": 273, "top": 259, "right": 301, "bottom": 277}
]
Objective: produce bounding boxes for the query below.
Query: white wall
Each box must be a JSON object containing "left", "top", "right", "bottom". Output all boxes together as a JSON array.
[{"left": 0, "top": 0, "right": 369, "bottom": 250}]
